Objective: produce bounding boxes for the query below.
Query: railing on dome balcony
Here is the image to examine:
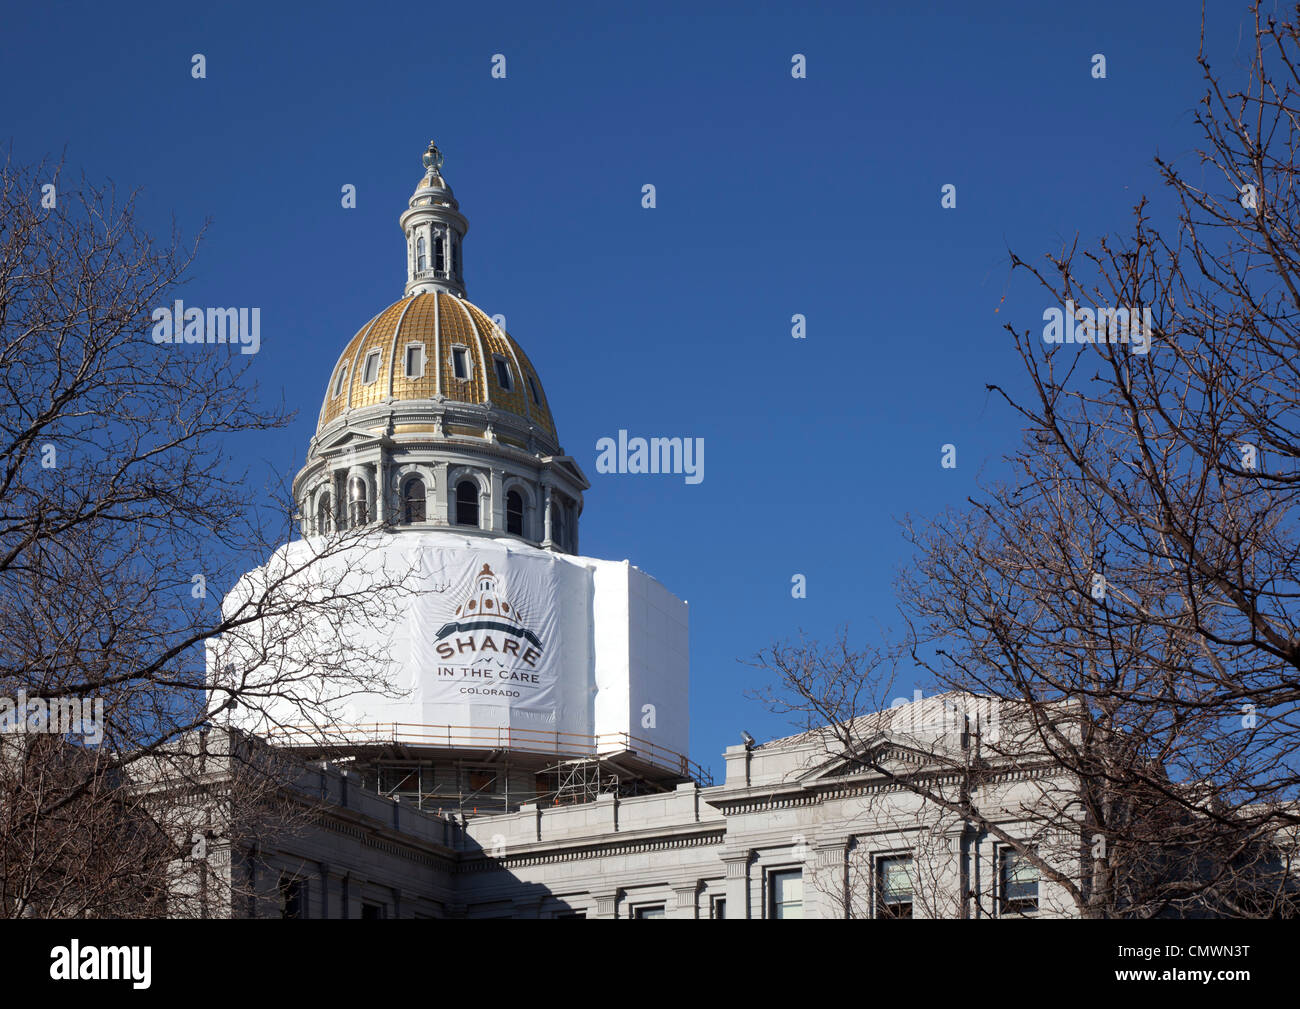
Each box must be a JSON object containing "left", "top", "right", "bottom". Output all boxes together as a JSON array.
[
  {"left": 262, "top": 722, "right": 712, "bottom": 785},
  {"left": 412, "top": 268, "right": 452, "bottom": 282}
]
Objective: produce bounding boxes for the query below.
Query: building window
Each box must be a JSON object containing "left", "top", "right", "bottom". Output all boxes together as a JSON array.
[
  {"left": 280, "top": 877, "right": 306, "bottom": 919},
  {"left": 1000, "top": 849, "right": 1039, "bottom": 914},
  {"left": 506, "top": 490, "right": 524, "bottom": 536},
  {"left": 361, "top": 350, "right": 380, "bottom": 385},
  {"left": 451, "top": 346, "right": 470, "bottom": 381},
  {"left": 711, "top": 896, "right": 726, "bottom": 920},
  {"left": 332, "top": 365, "right": 347, "bottom": 398},
  {"left": 402, "top": 477, "right": 426, "bottom": 523},
  {"left": 405, "top": 343, "right": 424, "bottom": 379},
  {"left": 455, "top": 480, "right": 479, "bottom": 527},
  {"left": 493, "top": 355, "right": 514, "bottom": 391},
  {"left": 526, "top": 373, "right": 541, "bottom": 406},
  {"left": 315, "top": 493, "right": 331, "bottom": 534},
  {"left": 434, "top": 230, "right": 445, "bottom": 273},
  {"left": 877, "top": 855, "right": 914, "bottom": 918},
  {"left": 416, "top": 236, "right": 426, "bottom": 272},
  {"left": 349, "top": 477, "right": 369, "bottom": 527},
  {"left": 770, "top": 869, "right": 803, "bottom": 919},
  {"left": 360, "top": 903, "right": 385, "bottom": 920},
  {"left": 633, "top": 906, "right": 665, "bottom": 919},
  {"left": 378, "top": 764, "right": 432, "bottom": 797},
  {"left": 462, "top": 766, "right": 498, "bottom": 795}
]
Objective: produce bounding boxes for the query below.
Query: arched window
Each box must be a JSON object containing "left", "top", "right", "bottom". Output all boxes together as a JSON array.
[
  {"left": 316, "top": 493, "right": 332, "bottom": 535},
  {"left": 416, "top": 236, "right": 427, "bottom": 272},
  {"left": 455, "top": 480, "right": 479, "bottom": 527},
  {"left": 506, "top": 490, "right": 524, "bottom": 536},
  {"left": 434, "top": 229, "right": 445, "bottom": 273},
  {"left": 349, "top": 478, "right": 369, "bottom": 527},
  {"left": 403, "top": 477, "right": 426, "bottom": 524}
]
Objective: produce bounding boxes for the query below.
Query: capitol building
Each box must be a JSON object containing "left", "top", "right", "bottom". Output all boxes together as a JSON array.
[{"left": 190, "top": 142, "right": 1070, "bottom": 920}]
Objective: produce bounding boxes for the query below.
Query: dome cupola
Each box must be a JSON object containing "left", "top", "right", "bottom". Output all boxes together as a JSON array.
[
  {"left": 402, "top": 141, "right": 469, "bottom": 299},
  {"left": 293, "top": 141, "right": 589, "bottom": 553}
]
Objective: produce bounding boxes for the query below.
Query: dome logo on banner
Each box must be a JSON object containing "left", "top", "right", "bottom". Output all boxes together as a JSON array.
[{"left": 427, "top": 562, "right": 549, "bottom": 701}]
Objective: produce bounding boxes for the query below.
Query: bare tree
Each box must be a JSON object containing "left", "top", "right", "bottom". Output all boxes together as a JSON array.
[
  {"left": 756, "top": 6, "right": 1300, "bottom": 918},
  {"left": 0, "top": 152, "right": 414, "bottom": 917}
]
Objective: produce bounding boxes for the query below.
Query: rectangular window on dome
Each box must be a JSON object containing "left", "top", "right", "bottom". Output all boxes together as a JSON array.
[
  {"left": 451, "top": 346, "right": 470, "bottom": 381},
  {"left": 493, "top": 355, "right": 513, "bottom": 391},
  {"left": 332, "top": 366, "right": 347, "bottom": 398},
  {"left": 526, "top": 373, "right": 541, "bottom": 406},
  {"left": 404, "top": 343, "right": 424, "bottom": 379},
  {"left": 361, "top": 350, "right": 380, "bottom": 385}
]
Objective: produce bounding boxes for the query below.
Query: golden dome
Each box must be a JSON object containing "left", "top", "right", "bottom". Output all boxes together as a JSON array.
[{"left": 317, "top": 292, "right": 556, "bottom": 442}]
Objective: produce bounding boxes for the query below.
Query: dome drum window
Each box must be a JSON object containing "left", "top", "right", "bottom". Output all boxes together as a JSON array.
[
  {"left": 455, "top": 479, "right": 479, "bottom": 527},
  {"left": 506, "top": 489, "right": 525, "bottom": 536},
  {"left": 316, "top": 492, "right": 332, "bottom": 535},
  {"left": 349, "top": 477, "right": 369, "bottom": 527},
  {"left": 402, "top": 477, "right": 426, "bottom": 524}
]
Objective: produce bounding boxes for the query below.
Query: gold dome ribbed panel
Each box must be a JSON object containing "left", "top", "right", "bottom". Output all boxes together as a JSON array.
[
  {"left": 390, "top": 295, "right": 439, "bottom": 401},
  {"left": 319, "top": 311, "right": 382, "bottom": 429},
  {"left": 437, "top": 296, "right": 485, "bottom": 405},
  {"left": 463, "top": 301, "right": 528, "bottom": 419},
  {"left": 509, "top": 340, "right": 556, "bottom": 440},
  {"left": 316, "top": 293, "right": 557, "bottom": 440},
  {"left": 348, "top": 300, "right": 409, "bottom": 414}
]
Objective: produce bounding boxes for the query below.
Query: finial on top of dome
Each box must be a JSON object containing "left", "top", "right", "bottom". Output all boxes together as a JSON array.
[{"left": 422, "top": 140, "right": 443, "bottom": 175}]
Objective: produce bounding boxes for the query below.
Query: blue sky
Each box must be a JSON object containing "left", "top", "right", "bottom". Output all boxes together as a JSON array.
[{"left": 0, "top": 0, "right": 1258, "bottom": 779}]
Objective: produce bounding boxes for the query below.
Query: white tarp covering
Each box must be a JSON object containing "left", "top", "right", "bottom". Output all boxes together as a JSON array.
[{"left": 213, "top": 530, "right": 688, "bottom": 762}]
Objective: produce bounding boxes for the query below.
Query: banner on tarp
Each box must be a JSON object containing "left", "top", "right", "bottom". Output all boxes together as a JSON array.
[{"left": 406, "top": 550, "right": 562, "bottom": 716}]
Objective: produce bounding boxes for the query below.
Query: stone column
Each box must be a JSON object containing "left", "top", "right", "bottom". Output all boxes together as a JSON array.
[
  {"left": 320, "top": 865, "right": 346, "bottom": 920},
  {"left": 670, "top": 881, "right": 701, "bottom": 920},
  {"left": 807, "top": 840, "right": 850, "bottom": 919},
  {"left": 433, "top": 461, "right": 449, "bottom": 525},
  {"left": 490, "top": 467, "right": 504, "bottom": 532},
  {"left": 941, "top": 824, "right": 971, "bottom": 920},
  {"left": 721, "top": 851, "right": 753, "bottom": 919},
  {"left": 593, "top": 891, "right": 619, "bottom": 920},
  {"left": 542, "top": 484, "right": 553, "bottom": 547}
]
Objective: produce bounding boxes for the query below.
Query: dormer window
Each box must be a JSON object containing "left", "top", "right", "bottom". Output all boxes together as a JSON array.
[
  {"left": 404, "top": 343, "right": 425, "bottom": 379},
  {"left": 526, "top": 373, "right": 541, "bottom": 406},
  {"left": 493, "top": 355, "right": 514, "bottom": 392},
  {"left": 332, "top": 365, "right": 348, "bottom": 398},
  {"left": 361, "top": 350, "right": 381, "bottom": 385},
  {"left": 451, "top": 346, "right": 470, "bottom": 381}
]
